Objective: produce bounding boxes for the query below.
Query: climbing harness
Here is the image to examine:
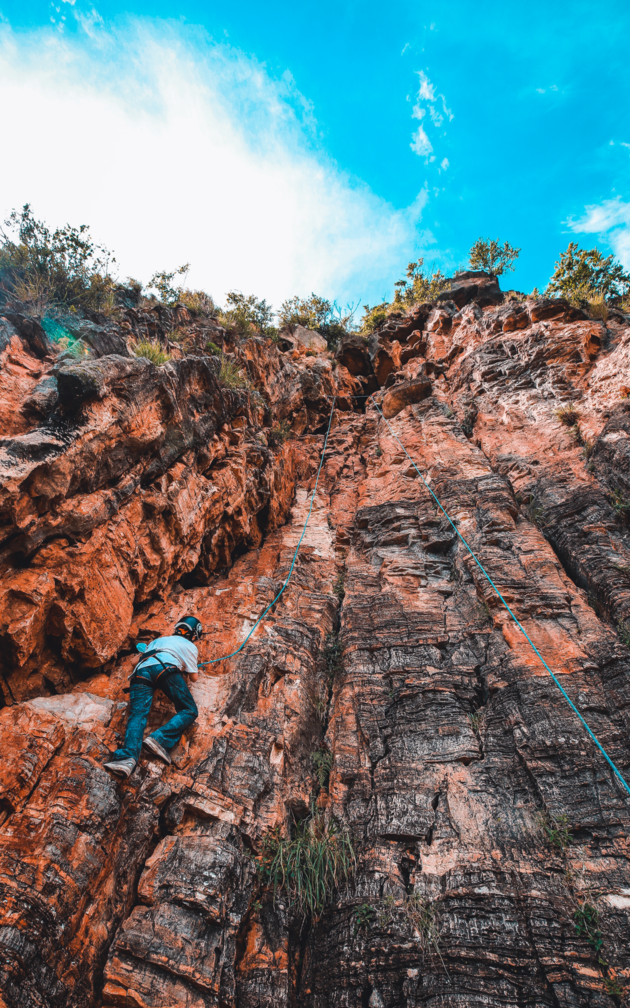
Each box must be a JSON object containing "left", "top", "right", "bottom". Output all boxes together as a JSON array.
[
  {"left": 197, "top": 398, "right": 337, "bottom": 667},
  {"left": 368, "top": 396, "right": 630, "bottom": 797}
]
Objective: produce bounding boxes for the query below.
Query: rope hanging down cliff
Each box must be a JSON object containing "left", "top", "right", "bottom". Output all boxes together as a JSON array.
[
  {"left": 198, "top": 398, "right": 336, "bottom": 666},
  {"left": 370, "top": 397, "right": 630, "bottom": 797}
]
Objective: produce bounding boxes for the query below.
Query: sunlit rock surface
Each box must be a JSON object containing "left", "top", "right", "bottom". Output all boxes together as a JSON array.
[{"left": 1, "top": 279, "right": 630, "bottom": 1007}]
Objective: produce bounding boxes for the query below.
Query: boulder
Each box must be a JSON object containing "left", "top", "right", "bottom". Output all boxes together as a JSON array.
[
  {"left": 290, "top": 326, "right": 326, "bottom": 354},
  {"left": 381, "top": 376, "right": 432, "bottom": 418},
  {"left": 436, "top": 270, "right": 503, "bottom": 309},
  {"left": 56, "top": 354, "right": 149, "bottom": 408}
]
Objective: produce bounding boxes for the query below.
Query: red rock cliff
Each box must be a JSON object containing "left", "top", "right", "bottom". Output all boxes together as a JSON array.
[{"left": 1, "top": 281, "right": 630, "bottom": 1007}]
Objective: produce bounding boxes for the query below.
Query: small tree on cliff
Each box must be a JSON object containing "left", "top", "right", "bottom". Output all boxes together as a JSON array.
[
  {"left": 392, "top": 259, "right": 449, "bottom": 308},
  {"left": 468, "top": 238, "right": 520, "bottom": 276},
  {"left": 146, "top": 265, "right": 219, "bottom": 316},
  {"left": 0, "top": 204, "right": 116, "bottom": 313},
  {"left": 222, "top": 291, "right": 276, "bottom": 337},
  {"left": 545, "top": 242, "right": 630, "bottom": 300},
  {"left": 278, "top": 293, "right": 356, "bottom": 350}
]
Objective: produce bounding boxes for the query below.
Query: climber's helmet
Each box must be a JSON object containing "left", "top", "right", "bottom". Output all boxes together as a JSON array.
[{"left": 174, "top": 616, "right": 203, "bottom": 641}]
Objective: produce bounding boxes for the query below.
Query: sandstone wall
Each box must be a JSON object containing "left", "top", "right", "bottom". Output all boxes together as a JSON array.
[{"left": 0, "top": 287, "right": 629, "bottom": 1007}]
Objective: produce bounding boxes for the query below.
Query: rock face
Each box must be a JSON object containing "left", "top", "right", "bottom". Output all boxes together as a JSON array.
[{"left": 1, "top": 281, "right": 630, "bottom": 1008}]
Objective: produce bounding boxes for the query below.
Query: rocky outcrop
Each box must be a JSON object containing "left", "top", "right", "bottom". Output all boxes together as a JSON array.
[{"left": 1, "top": 281, "right": 630, "bottom": 1008}]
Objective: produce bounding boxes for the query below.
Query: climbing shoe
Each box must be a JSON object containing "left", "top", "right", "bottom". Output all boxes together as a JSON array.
[
  {"left": 143, "top": 736, "right": 172, "bottom": 765},
  {"left": 104, "top": 758, "right": 136, "bottom": 778}
]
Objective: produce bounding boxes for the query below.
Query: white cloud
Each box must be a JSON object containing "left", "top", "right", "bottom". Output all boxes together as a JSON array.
[
  {"left": 0, "top": 15, "right": 429, "bottom": 307},
  {"left": 416, "top": 71, "right": 435, "bottom": 102},
  {"left": 410, "top": 125, "right": 433, "bottom": 158},
  {"left": 568, "top": 198, "right": 630, "bottom": 268},
  {"left": 440, "top": 158, "right": 449, "bottom": 171},
  {"left": 409, "top": 70, "right": 452, "bottom": 164}
]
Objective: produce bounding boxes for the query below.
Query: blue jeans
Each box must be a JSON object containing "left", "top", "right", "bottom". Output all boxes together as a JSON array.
[{"left": 112, "top": 665, "right": 198, "bottom": 762}]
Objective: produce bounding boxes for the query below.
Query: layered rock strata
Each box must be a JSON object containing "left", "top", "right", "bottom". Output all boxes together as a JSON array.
[{"left": 1, "top": 280, "right": 630, "bottom": 1008}]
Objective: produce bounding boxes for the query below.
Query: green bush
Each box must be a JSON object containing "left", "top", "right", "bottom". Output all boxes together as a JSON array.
[
  {"left": 353, "top": 902, "right": 375, "bottom": 934},
  {"left": 468, "top": 238, "right": 520, "bottom": 276},
  {"left": 132, "top": 340, "right": 171, "bottom": 365},
  {"left": 278, "top": 293, "right": 356, "bottom": 351},
  {"left": 546, "top": 242, "right": 630, "bottom": 301},
  {"left": 0, "top": 204, "right": 116, "bottom": 313},
  {"left": 392, "top": 258, "right": 450, "bottom": 309},
  {"left": 359, "top": 259, "right": 451, "bottom": 333},
  {"left": 256, "top": 810, "right": 355, "bottom": 916},
  {"left": 221, "top": 291, "right": 276, "bottom": 338}
]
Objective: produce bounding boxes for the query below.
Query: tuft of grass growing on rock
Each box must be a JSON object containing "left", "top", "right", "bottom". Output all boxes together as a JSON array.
[
  {"left": 312, "top": 747, "right": 333, "bottom": 790},
  {"left": 376, "top": 894, "right": 445, "bottom": 965},
  {"left": 610, "top": 488, "right": 630, "bottom": 520},
  {"left": 536, "top": 810, "right": 571, "bottom": 850},
  {"left": 268, "top": 420, "right": 291, "bottom": 448},
  {"left": 132, "top": 340, "right": 171, "bottom": 365},
  {"left": 256, "top": 810, "right": 355, "bottom": 917},
  {"left": 555, "top": 403, "right": 581, "bottom": 427},
  {"left": 603, "top": 976, "right": 624, "bottom": 999},
  {"left": 218, "top": 356, "right": 251, "bottom": 389},
  {"left": 573, "top": 902, "right": 604, "bottom": 956}
]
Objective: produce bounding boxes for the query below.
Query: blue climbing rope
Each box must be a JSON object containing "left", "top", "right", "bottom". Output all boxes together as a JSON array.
[
  {"left": 198, "top": 398, "right": 336, "bottom": 666},
  {"left": 370, "top": 397, "right": 630, "bottom": 797}
]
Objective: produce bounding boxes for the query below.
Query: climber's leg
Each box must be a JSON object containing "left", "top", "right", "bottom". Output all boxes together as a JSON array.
[
  {"left": 147, "top": 673, "right": 198, "bottom": 752},
  {"left": 110, "top": 680, "right": 155, "bottom": 762}
]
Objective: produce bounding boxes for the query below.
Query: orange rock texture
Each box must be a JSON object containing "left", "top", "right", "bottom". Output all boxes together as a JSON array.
[{"left": 1, "top": 279, "right": 630, "bottom": 1007}]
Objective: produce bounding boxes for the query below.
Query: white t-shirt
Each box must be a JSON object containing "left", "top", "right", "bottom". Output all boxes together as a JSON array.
[{"left": 137, "top": 635, "right": 198, "bottom": 676}]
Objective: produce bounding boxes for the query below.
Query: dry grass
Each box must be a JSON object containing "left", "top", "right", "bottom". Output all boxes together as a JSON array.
[
  {"left": 555, "top": 404, "right": 581, "bottom": 427},
  {"left": 131, "top": 340, "right": 171, "bottom": 365}
]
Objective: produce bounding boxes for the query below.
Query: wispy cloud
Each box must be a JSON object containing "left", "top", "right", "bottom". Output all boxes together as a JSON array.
[
  {"left": 568, "top": 197, "right": 630, "bottom": 267},
  {"left": 410, "top": 71, "right": 452, "bottom": 163},
  {"left": 0, "top": 14, "right": 429, "bottom": 307}
]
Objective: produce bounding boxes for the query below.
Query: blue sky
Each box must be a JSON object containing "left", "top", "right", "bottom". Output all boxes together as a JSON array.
[{"left": 1, "top": 0, "right": 629, "bottom": 310}]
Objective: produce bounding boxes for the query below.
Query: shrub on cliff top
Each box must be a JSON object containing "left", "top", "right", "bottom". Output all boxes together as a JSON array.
[
  {"left": 360, "top": 258, "right": 449, "bottom": 333},
  {"left": 546, "top": 242, "right": 630, "bottom": 301},
  {"left": 0, "top": 204, "right": 117, "bottom": 314},
  {"left": 146, "top": 265, "right": 220, "bottom": 316},
  {"left": 222, "top": 291, "right": 277, "bottom": 338},
  {"left": 468, "top": 238, "right": 520, "bottom": 276},
  {"left": 278, "top": 293, "right": 356, "bottom": 351},
  {"left": 392, "top": 258, "right": 449, "bottom": 308}
]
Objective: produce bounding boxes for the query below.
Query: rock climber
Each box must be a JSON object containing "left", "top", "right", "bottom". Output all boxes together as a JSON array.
[{"left": 104, "top": 615, "right": 202, "bottom": 779}]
